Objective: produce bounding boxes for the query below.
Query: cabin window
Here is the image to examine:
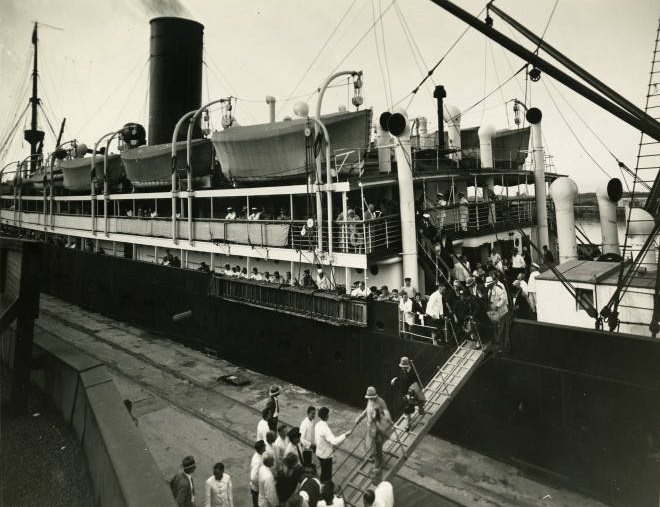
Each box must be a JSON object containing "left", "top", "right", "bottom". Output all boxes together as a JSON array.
[{"left": 575, "top": 288, "right": 594, "bottom": 312}]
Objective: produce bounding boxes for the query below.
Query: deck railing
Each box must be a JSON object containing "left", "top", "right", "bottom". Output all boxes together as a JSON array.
[{"left": 209, "top": 274, "right": 368, "bottom": 326}]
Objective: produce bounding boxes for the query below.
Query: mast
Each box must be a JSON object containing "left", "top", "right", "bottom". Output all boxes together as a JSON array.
[{"left": 23, "top": 22, "right": 44, "bottom": 176}]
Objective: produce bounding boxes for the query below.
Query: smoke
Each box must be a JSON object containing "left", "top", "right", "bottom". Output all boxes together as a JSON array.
[{"left": 135, "top": 0, "right": 191, "bottom": 18}]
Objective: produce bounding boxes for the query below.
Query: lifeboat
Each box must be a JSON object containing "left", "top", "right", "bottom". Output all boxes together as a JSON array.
[
  {"left": 211, "top": 109, "right": 372, "bottom": 182},
  {"left": 61, "top": 154, "right": 124, "bottom": 192}
]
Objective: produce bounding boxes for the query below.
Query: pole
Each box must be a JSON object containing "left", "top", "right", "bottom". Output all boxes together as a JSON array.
[{"left": 29, "top": 23, "right": 38, "bottom": 175}]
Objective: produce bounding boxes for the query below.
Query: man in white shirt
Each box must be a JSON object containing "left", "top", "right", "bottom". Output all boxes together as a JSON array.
[
  {"left": 398, "top": 292, "right": 414, "bottom": 336},
  {"left": 272, "top": 424, "right": 288, "bottom": 472},
  {"left": 350, "top": 281, "right": 369, "bottom": 298},
  {"left": 458, "top": 192, "right": 469, "bottom": 231},
  {"left": 511, "top": 248, "right": 526, "bottom": 269},
  {"left": 399, "top": 277, "right": 416, "bottom": 298},
  {"left": 362, "top": 468, "right": 394, "bottom": 507},
  {"left": 316, "top": 269, "right": 334, "bottom": 290},
  {"left": 250, "top": 267, "right": 263, "bottom": 281},
  {"left": 224, "top": 207, "right": 236, "bottom": 220},
  {"left": 315, "top": 406, "right": 351, "bottom": 484},
  {"left": 436, "top": 192, "right": 447, "bottom": 228},
  {"left": 300, "top": 406, "right": 317, "bottom": 453},
  {"left": 527, "top": 262, "right": 540, "bottom": 312},
  {"left": 223, "top": 264, "right": 233, "bottom": 276},
  {"left": 249, "top": 441, "right": 266, "bottom": 507},
  {"left": 256, "top": 408, "right": 271, "bottom": 444},
  {"left": 257, "top": 453, "right": 278, "bottom": 507},
  {"left": 248, "top": 207, "right": 261, "bottom": 220},
  {"left": 285, "top": 427, "right": 306, "bottom": 466},
  {"left": 204, "top": 462, "right": 233, "bottom": 507},
  {"left": 452, "top": 258, "right": 469, "bottom": 282},
  {"left": 425, "top": 283, "right": 445, "bottom": 345}
]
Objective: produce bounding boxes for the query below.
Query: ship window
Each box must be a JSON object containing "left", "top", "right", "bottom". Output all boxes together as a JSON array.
[{"left": 575, "top": 288, "right": 594, "bottom": 312}]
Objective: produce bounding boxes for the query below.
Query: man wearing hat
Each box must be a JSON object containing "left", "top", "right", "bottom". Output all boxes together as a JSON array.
[
  {"left": 266, "top": 385, "right": 281, "bottom": 431},
  {"left": 224, "top": 207, "right": 236, "bottom": 220},
  {"left": 316, "top": 268, "right": 334, "bottom": 291},
  {"left": 390, "top": 357, "right": 425, "bottom": 428},
  {"left": 170, "top": 455, "right": 197, "bottom": 507},
  {"left": 285, "top": 427, "right": 305, "bottom": 465},
  {"left": 355, "top": 387, "right": 392, "bottom": 469},
  {"left": 527, "top": 262, "right": 540, "bottom": 313},
  {"left": 485, "top": 276, "right": 509, "bottom": 351}
]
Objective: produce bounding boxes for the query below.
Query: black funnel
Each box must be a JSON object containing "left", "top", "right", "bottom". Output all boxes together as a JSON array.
[{"left": 148, "top": 17, "right": 203, "bottom": 145}]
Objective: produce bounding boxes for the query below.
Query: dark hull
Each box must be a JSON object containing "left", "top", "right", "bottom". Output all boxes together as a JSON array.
[{"left": 40, "top": 245, "right": 660, "bottom": 507}]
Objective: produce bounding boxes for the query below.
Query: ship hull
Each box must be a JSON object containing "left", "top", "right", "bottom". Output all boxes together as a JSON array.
[
  {"left": 120, "top": 138, "right": 214, "bottom": 189},
  {"left": 40, "top": 245, "right": 660, "bottom": 507},
  {"left": 211, "top": 109, "right": 372, "bottom": 182},
  {"left": 61, "top": 154, "right": 124, "bottom": 192}
]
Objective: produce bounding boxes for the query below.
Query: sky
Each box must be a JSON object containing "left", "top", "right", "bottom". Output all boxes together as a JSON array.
[{"left": 1, "top": 0, "right": 659, "bottom": 191}]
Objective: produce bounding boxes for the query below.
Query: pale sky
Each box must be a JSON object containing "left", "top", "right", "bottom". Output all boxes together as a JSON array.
[{"left": 1, "top": 0, "right": 658, "bottom": 191}]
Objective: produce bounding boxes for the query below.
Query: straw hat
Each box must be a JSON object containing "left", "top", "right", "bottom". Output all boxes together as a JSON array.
[
  {"left": 398, "top": 356, "right": 411, "bottom": 368},
  {"left": 364, "top": 386, "right": 378, "bottom": 399},
  {"left": 182, "top": 456, "right": 196, "bottom": 472},
  {"left": 269, "top": 385, "right": 281, "bottom": 397},
  {"left": 485, "top": 276, "right": 496, "bottom": 286}
]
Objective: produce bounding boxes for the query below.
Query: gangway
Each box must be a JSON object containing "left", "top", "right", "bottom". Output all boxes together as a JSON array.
[{"left": 335, "top": 343, "right": 487, "bottom": 506}]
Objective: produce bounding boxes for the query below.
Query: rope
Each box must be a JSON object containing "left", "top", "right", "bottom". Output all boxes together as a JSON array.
[
  {"left": 533, "top": 0, "right": 560, "bottom": 55},
  {"left": 371, "top": 0, "right": 391, "bottom": 110},
  {"left": 379, "top": 0, "right": 394, "bottom": 109},
  {"left": 540, "top": 78, "right": 612, "bottom": 179}
]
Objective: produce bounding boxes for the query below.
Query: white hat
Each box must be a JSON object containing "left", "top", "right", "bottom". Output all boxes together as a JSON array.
[
  {"left": 423, "top": 213, "right": 431, "bottom": 218},
  {"left": 485, "top": 276, "right": 495, "bottom": 285},
  {"left": 317, "top": 268, "right": 324, "bottom": 274}
]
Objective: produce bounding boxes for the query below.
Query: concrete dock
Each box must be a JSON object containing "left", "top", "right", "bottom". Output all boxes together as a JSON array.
[{"left": 36, "top": 293, "right": 607, "bottom": 507}]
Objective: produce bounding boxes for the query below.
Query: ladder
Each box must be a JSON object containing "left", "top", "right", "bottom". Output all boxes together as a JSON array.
[
  {"left": 336, "top": 343, "right": 487, "bottom": 506},
  {"left": 635, "top": 17, "right": 660, "bottom": 217}
]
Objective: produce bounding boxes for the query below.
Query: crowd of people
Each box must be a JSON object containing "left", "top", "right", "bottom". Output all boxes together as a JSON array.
[{"left": 169, "top": 383, "right": 396, "bottom": 507}]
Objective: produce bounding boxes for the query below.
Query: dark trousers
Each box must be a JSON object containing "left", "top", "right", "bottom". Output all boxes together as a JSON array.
[
  {"left": 268, "top": 416, "right": 278, "bottom": 432},
  {"left": 251, "top": 489, "right": 258, "bottom": 507},
  {"left": 319, "top": 457, "right": 333, "bottom": 483}
]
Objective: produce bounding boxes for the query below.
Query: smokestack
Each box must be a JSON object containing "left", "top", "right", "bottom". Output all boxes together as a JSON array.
[
  {"left": 527, "top": 108, "right": 550, "bottom": 253},
  {"left": 478, "top": 124, "right": 496, "bottom": 169},
  {"left": 443, "top": 104, "right": 461, "bottom": 160},
  {"left": 596, "top": 178, "right": 623, "bottom": 256},
  {"left": 148, "top": 17, "right": 204, "bottom": 145},
  {"left": 266, "top": 96, "right": 276, "bottom": 123},
  {"left": 377, "top": 112, "right": 392, "bottom": 174},
  {"left": 627, "top": 207, "right": 657, "bottom": 271},
  {"left": 549, "top": 177, "right": 579, "bottom": 263},
  {"left": 433, "top": 85, "right": 446, "bottom": 153}
]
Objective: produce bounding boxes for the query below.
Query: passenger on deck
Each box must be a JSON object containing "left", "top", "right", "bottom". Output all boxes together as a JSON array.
[
  {"left": 197, "top": 261, "right": 211, "bottom": 273},
  {"left": 350, "top": 281, "right": 369, "bottom": 298},
  {"left": 399, "top": 292, "right": 414, "bottom": 335},
  {"left": 452, "top": 258, "right": 469, "bottom": 282},
  {"left": 225, "top": 207, "right": 236, "bottom": 220},
  {"left": 400, "top": 277, "right": 416, "bottom": 298},
  {"left": 240, "top": 267, "right": 249, "bottom": 279},
  {"left": 411, "top": 293, "right": 426, "bottom": 324},
  {"left": 542, "top": 245, "right": 555, "bottom": 266},
  {"left": 436, "top": 192, "right": 447, "bottom": 228},
  {"left": 232, "top": 266, "right": 241, "bottom": 277},
  {"left": 285, "top": 271, "right": 297, "bottom": 287},
  {"left": 249, "top": 207, "right": 261, "bottom": 220},
  {"left": 277, "top": 207, "right": 290, "bottom": 221},
  {"left": 301, "top": 269, "right": 315, "bottom": 288},
  {"left": 377, "top": 285, "right": 390, "bottom": 300},
  {"left": 458, "top": 192, "right": 469, "bottom": 231},
  {"left": 316, "top": 269, "right": 334, "bottom": 290},
  {"left": 363, "top": 203, "right": 376, "bottom": 220},
  {"left": 263, "top": 272, "right": 272, "bottom": 283},
  {"left": 223, "top": 264, "right": 233, "bottom": 276},
  {"left": 251, "top": 267, "right": 264, "bottom": 281},
  {"left": 272, "top": 271, "right": 284, "bottom": 284},
  {"left": 527, "top": 262, "right": 540, "bottom": 313},
  {"left": 489, "top": 249, "right": 504, "bottom": 272},
  {"left": 389, "top": 289, "right": 399, "bottom": 301},
  {"left": 486, "top": 276, "right": 509, "bottom": 352},
  {"left": 511, "top": 248, "right": 526, "bottom": 276},
  {"left": 425, "top": 283, "right": 445, "bottom": 346}
]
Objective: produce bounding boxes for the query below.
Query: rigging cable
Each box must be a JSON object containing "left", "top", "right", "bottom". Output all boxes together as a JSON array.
[
  {"left": 540, "top": 77, "right": 612, "bottom": 179},
  {"left": 378, "top": 0, "right": 394, "bottom": 108},
  {"left": 277, "top": 0, "right": 359, "bottom": 116},
  {"left": 533, "top": 0, "right": 560, "bottom": 55},
  {"left": 371, "top": 0, "right": 391, "bottom": 110},
  {"left": 395, "top": 5, "right": 487, "bottom": 110}
]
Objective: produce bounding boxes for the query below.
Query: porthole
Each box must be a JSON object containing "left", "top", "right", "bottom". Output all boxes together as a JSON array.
[{"left": 369, "top": 264, "right": 379, "bottom": 275}]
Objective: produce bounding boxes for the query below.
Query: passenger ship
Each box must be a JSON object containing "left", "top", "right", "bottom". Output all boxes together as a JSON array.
[{"left": 1, "top": 5, "right": 659, "bottom": 507}]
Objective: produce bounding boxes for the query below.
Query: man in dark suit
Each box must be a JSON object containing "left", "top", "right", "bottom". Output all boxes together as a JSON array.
[
  {"left": 170, "top": 455, "right": 197, "bottom": 507},
  {"left": 265, "top": 385, "right": 281, "bottom": 431}
]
